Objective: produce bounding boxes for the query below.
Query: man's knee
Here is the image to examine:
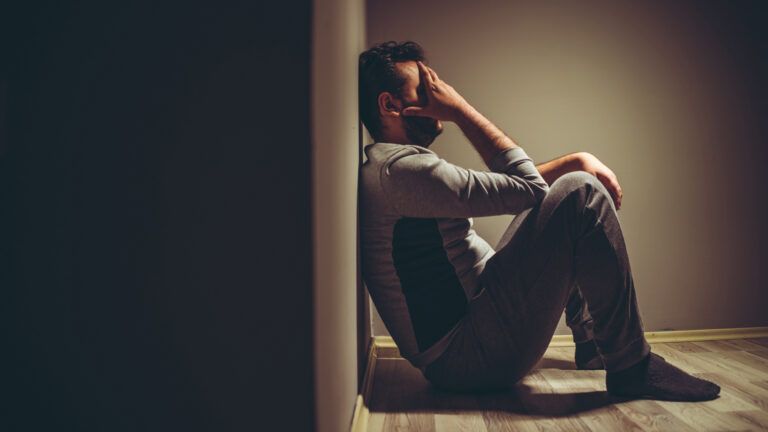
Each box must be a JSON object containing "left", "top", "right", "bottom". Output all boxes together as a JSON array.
[
  {"left": 544, "top": 171, "right": 613, "bottom": 214},
  {"left": 549, "top": 171, "right": 609, "bottom": 201}
]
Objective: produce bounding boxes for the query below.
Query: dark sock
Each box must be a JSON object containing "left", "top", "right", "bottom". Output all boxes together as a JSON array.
[
  {"left": 575, "top": 340, "right": 603, "bottom": 370},
  {"left": 606, "top": 352, "right": 720, "bottom": 401}
]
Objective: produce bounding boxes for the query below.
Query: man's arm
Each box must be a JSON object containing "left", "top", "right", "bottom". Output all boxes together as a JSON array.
[
  {"left": 399, "top": 62, "right": 621, "bottom": 211},
  {"left": 535, "top": 153, "right": 583, "bottom": 184},
  {"left": 536, "top": 152, "right": 624, "bottom": 210},
  {"left": 381, "top": 148, "right": 548, "bottom": 218},
  {"left": 402, "top": 61, "right": 520, "bottom": 168},
  {"left": 387, "top": 61, "right": 547, "bottom": 218}
]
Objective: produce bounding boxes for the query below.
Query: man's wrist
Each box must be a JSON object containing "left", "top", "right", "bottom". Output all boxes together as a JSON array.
[
  {"left": 450, "top": 102, "right": 477, "bottom": 124},
  {"left": 572, "top": 152, "right": 594, "bottom": 172}
]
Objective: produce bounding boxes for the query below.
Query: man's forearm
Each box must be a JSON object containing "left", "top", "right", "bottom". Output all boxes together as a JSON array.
[
  {"left": 453, "top": 104, "right": 519, "bottom": 167},
  {"left": 535, "top": 152, "right": 586, "bottom": 184},
  {"left": 452, "top": 103, "right": 584, "bottom": 184}
]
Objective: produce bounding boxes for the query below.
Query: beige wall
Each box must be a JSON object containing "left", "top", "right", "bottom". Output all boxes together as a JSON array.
[
  {"left": 367, "top": 0, "right": 768, "bottom": 336},
  {"left": 313, "top": 0, "right": 365, "bottom": 430}
]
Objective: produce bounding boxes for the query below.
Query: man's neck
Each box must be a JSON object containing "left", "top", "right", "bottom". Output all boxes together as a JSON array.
[{"left": 377, "top": 136, "right": 424, "bottom": 147}]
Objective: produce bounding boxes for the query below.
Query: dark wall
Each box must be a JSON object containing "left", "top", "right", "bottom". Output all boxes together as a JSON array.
[{"left": 0, "top": 1, "right": 314, "bottom": 431}]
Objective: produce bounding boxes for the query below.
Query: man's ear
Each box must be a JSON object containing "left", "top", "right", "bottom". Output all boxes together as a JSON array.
[{"left": 377, "top": 92, "right": 401, "bottom": 118}]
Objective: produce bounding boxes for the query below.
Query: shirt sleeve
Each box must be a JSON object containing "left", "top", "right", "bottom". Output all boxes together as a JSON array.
[{"left": 380, "top": 146, "right": 550, "bottom": 218}]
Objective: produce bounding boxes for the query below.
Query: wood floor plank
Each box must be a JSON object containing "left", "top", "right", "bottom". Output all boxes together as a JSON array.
[
  {"left": 614, "top": 400, "right": 697, "bottom": 432},
  {"left": 690, "top": 340, "right": 743, "bottom": 352},
  {"left": 648, "top": 345, "right": 709, "bottom": 373},
  {"left": 665, "top": 341, "right": 711, "bottom": 353},
  {"left": 513, "top": 370, "right": 593, "bottom": 432},
  {"left": 482, "top": 410, "right": 565, "bottom": 432},
  {"left": 477, "top": 384, "right": 572, "bottom": 432},
  {"left": 730, "top": 410, "right": 768, "bottom": 431},
  {"left": 540, "top": 368, "right": 603, "bottom": 391},
  {"left": 659, "top": 401, "right": 758, "bottom": 431},
  {"left": 745, "top": 338, "right": 768, "bottom": 348},
  {"left": 368, "top": 413, "right": 385, "bottom": 432},
  {"left": 750, "top": 380, "right": 768, "bottom": 392},
  {"left": 747, "top": 349, "right": 768, "bottom": 361},
  {"left": 696, "top": 351, "right": 766, "bottom": 381},
  {"left": 659, "top": 349, "right": 735, "bottom": 377},
  {"left": 475, "top": 385, "right": 543, "bottom": 432},
  {"left": 577, "top": 405, "right": 644, "bottom": 432},
  {"left": 721, "top": 350, "right": 768, "bottom": 372},
  {"left": 408, "top": 412, "right": 436, "bottom": 432},
  {"left": 434, "top": 412, "right": 487, "bottom": 432},
  {"left": 689, "top": 374, "right": 762, "bottom": 412},
  {"left": 720, "top": 339, "right": 767, "bottom": 351},
  {"left": 696, "top": 372, "right": 768, "bottom": 411},
  {"left": 383, "top": 412, "right": 435, "bottom": 432}
]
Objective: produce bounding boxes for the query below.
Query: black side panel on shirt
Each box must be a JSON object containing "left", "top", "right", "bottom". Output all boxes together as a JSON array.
[{"left": 392, "top": 218, "right": 468, "bottom": 351}]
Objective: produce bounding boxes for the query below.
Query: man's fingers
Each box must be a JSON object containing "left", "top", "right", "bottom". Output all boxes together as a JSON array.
[
  {"left": 426, "top": 65, "right": 439, "bottom": 82},
  {"left": 612, "top": 184, "right": 622, "bottom": 209},
  {"left": 608, "top": 185, "right": 621, "bottom": 210},
  {"left": 417, "top": 61, "right": 434, "bottom": 87},
  {"left": 596, "top": 171, "right": 622, "bottom": 210},
  {"left": 608, "top": 187, "right": 619, "bottom": 210},
  {"left": 610, "top": 176, "right": 623, "bottom": 210}
]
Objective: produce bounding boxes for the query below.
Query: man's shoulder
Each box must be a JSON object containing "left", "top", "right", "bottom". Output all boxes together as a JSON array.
[
  {"left": 365, "top": 142, "right": 436, "bottom": 162},
  {"left": 364, "top": 142, "right": 439, "bottom": 174}
]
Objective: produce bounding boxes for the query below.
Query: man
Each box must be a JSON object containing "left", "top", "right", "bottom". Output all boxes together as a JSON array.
[{"left": 359, "top": 41, "right": 720, "bottom": 401}]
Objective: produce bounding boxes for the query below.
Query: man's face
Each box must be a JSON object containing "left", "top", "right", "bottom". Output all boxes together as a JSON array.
[{"left": 393, "top": 61, "right": 443, "bottom": 146}]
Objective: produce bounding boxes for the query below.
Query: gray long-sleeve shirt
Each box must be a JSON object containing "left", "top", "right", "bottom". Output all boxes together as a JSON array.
[{"left": 360, "top": 142, "right": 549, "bottom": 370}]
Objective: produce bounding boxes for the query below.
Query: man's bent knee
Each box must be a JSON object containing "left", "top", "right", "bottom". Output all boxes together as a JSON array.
[
  {"left": 551, "top": 171, "right": 600, "bottom": 192},
  {"left": 548, "top": 171, "right": 610, "bottom": 202}
]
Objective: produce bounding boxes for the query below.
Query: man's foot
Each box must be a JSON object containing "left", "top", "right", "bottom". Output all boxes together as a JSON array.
[
  {"left": 606, "top": 352, "right": 720, "bottom": 401},
  {"left": 575, "top": 340, "right": 604, "bottom": 370}
]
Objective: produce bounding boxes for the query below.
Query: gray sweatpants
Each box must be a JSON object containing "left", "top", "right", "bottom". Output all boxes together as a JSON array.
[{"left": 422, "top": 171, "right": 651, "bottom": 392}]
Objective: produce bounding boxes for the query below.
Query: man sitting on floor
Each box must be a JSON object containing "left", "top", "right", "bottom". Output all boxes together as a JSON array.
[{"left": 358, "top": 40, "right": 719, "bottom": 401}]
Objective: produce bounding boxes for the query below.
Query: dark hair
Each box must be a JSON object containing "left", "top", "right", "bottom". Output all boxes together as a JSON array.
[{"left": 359, "top": 41, "right": 426, "bottom": 141}]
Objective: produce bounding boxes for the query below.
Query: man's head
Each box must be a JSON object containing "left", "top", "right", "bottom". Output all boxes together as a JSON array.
[{"left": 359, "top": 41, "right": 443, "bottom": 146}]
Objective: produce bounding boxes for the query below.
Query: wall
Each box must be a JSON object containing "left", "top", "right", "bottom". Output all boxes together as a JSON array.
[
  {"left": 367, "top": 0, "right": 768, "bottom": 336},
  {"left": 312, "top": 0, "right": 366, "bottom": 431},
  {"left": 1, "top": 2, "right": 315, "bottom": 431}
]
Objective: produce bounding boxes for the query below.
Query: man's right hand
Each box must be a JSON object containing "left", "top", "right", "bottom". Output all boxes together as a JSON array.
[
  {"left": 402, "top": 61, "right": 521, "bottom": 169},
  {"left": 401, "top": 61, "right": 470, "bottom": 123},
  {"left": 579, "top": 152, "right": 623, "bottom": 210}
]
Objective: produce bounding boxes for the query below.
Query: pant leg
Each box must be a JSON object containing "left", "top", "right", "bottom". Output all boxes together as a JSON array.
[
  {"left": 565, "top": 283, "right": 595, "bottom": 343},
  {"left": 482, "top": 170, "right": 649, "bottom": 373},
  {"left": 498, "top": 206, "right": 595, "bottom": 345},
  {"left": 424, "top": 171, "right": 650, "bottom": 392}
]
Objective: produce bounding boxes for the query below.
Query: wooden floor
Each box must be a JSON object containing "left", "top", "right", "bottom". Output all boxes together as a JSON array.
[{"left": 366, "top": 338, "right": 768, "bottom": 431}]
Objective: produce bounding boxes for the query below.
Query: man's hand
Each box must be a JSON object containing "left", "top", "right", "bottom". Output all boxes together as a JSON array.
[
  {"left": 578, "top": 152, "right": 623, "bottom": 210},
  {"left": 401, "top": 61, "right": 469, "bottom": 122},
  {"left": 401, "top": 61, "right": 519, "bottom": 166},
  {"left": 536, "top": 152, "right": 623, "bottom": 210}
]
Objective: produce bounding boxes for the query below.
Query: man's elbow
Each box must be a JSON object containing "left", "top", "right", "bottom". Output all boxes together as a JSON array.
[
  {"left": 499, "top": 178, "right": 550, "bottom": 213},
  {"left": 531, "top": 181, "right": 550, "bottom": 204},
  {"left": 511, "top": 181, "right": 549, "bottom": 212}
]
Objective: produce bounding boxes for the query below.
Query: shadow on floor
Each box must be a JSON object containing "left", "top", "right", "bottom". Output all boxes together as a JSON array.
[
  {"left": 369, "top": 359, "right": 630, "bottom": 416},
  {"left": 534, "top": 357, "right": 576, "bottom": 370}
]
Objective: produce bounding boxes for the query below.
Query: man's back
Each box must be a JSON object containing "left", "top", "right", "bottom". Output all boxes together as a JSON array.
[{"left": 360, "top": 142, "right": 544, "bottom": 369}]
